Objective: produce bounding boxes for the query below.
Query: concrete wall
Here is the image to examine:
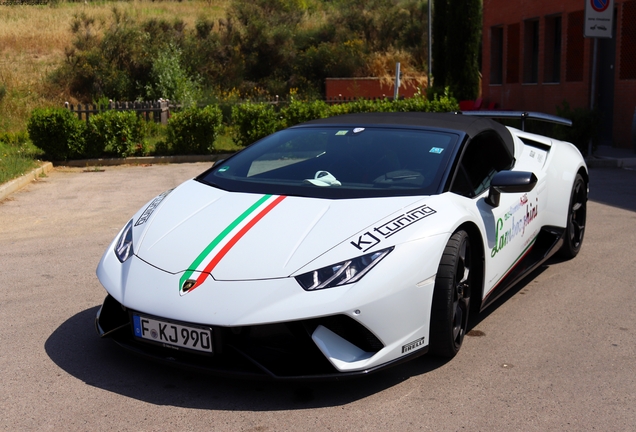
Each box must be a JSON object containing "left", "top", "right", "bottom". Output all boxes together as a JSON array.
[{"left": 325, "top": 78, "right": 424, "bottom": 100}]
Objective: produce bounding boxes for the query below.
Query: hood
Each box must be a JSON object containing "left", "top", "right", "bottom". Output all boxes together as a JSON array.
[{"left": 133, "top": 180, "right": 425, "bottom": 280}]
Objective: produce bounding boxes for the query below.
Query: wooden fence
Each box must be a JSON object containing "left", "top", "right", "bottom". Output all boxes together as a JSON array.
[
  {"left": 64, "top": 100, "right": 170, "bottom": 124},
  {"left": 64, "top": 96, "right": 397, "bottom": 125}
]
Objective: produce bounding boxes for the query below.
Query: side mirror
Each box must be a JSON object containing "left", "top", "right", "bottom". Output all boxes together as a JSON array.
[{"left": 486, "top": 171, "right": 538, "bottom": 207}]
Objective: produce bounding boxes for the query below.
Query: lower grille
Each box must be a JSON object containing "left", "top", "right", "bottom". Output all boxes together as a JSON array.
[{"left": 96, "top": 295, "right": 385, "bottom": 379}]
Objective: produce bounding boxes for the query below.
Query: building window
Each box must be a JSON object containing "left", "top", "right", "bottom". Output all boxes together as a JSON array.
[
  {"left": 523, "top": 19, "right": 539, "bottom": 83},
  {"left": 619, "top": 1, "right": 636, "bottom": 80},
  {"left": 544, "top": 15, "right": 562, "bottom": 83},
  {"left": 490, "top": 26, "right": 504, "bottom": 84},
  {"left": 566, "top": 11, "right": 584, "bottom": 82},
  {"left": 506, "top": 23, "right": 520, "bottom": 84}
]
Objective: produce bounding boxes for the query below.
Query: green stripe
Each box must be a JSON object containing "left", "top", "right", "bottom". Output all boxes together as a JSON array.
[{"left": 179, "top": 195, "right": 272, "bottom": 287}]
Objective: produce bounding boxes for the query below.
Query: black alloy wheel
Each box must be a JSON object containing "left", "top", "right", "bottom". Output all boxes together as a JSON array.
[
  {"left": 429, "top": 230, "right": 472, "bottom": 358},
  {"left": 560, "top": 173, "right": 587, "bottom": 259}
]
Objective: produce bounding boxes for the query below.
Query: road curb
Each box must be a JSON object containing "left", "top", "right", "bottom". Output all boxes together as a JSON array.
[
  {"left": 58, "top": 154, "right": 232, "bottom": 167},
  {"left": 1, "top": 155, "right": 232, "bottom": 201},
  {"left": 0, "top": 162, "right": 54, "bottom": 202},
  {"left": 586, "top": 157, "right": 636, "bottom": 168},
  {"left": 586, "top": 158, "right": 620, "bottom": 168}
]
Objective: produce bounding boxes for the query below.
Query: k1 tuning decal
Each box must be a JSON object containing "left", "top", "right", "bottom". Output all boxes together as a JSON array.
[
  {"left": 135, "top": 189, "right": 174, "bottom": 226},
  {"left": 491, "top": 194, "right": 538, "bottom": 258},
  {"left": 351, "top": 204, "right": 436, "bottom": 252},
  {"left": 179, "top": 194, "right": 287, "bottom": 295}
]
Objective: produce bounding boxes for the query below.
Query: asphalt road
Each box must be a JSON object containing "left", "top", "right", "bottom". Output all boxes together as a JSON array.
[{"left": 1, "top": 163, "right": 635, "bottom": 431}]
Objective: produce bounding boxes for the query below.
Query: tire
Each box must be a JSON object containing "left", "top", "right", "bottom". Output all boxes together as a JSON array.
[
  {"left": 429, "top": 230, "right": 472, "bottom": 358},
  {"left": 559, "top": 173, "right": 587, "bottom": 259}
]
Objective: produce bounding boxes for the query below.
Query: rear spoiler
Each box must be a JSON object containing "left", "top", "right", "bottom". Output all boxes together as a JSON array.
[{"left": 457, "top": 111, "right": 572, "bottom": 131}]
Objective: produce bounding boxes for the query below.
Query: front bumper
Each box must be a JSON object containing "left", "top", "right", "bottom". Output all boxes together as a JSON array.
[
  {"left": 96, "top": 234, "right": 444, "bottom": 379},
  {"left": 96, "top": 294, "right": 427, "bottom": 380}
]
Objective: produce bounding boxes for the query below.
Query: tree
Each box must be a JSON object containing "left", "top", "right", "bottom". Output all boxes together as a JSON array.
[{"left": 432, "top": 0, "right": 482, "bottom": 100}]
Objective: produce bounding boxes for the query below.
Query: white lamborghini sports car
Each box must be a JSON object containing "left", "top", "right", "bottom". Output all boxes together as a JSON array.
[{"left": 96, "top": 112, "right": 588, "bottom": 379}]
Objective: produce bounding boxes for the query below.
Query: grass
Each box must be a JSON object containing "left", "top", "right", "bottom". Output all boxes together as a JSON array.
[
  {"left": 142, "top": 121, "right": 242, "bottom": 155},
  {"left": 0, "top": 135, "right": 44, "bottom": 184},
  {"left": 213, "top": 131, "right": 241, "bottom": 153}
]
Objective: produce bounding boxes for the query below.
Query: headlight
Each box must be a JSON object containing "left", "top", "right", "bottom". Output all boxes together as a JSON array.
[
  {"left": 114, "top": 219, "right": 134, "bottom": 263},
  {"left": 295, "top": 247, "right": 393, "bottom": 291}
]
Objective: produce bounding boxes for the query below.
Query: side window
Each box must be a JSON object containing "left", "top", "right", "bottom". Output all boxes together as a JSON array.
[
  {"left": 450, "top": 166, "right": 473, "bottom": 197},
  {"left": 451, "top": 132, "right": 513, "bottom": 197}
]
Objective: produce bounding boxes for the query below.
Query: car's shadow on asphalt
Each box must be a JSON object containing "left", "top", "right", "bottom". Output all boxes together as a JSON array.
[
  {"left": 588, "top": 167, "right": 636, "bottom": 213},
  {"left": 466, "top": 263, "right": 551, "bottom": 332},
  {"left": 45, "top": 306, "right": 450, "bottom": 410}
]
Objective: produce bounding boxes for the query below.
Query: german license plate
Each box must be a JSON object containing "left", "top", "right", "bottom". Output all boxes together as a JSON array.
[{"left": 132, "top": 314, "right": 213, "bottom": 354}]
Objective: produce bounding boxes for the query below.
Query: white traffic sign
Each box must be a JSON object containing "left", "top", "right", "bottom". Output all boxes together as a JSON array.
[{"left": 584, "top": 0, "right": 614, "bottom": 38}]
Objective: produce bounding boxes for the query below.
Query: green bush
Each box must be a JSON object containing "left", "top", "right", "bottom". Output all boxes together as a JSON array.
[
  {"left": 325, "top": 90, "right": 457, "bottom": 117},
  {"left": 53, "top": 10, "right": 151, "bottom": 101},
  {"left": 145, "top": 43, "right": 202, "bottom": 108},
  {"left": 294, "top": 40, "right": 369, "bottom": 95},
  {"left": 280, "top": 99, "right": 329, "bottom": 127},
  {"left": 427, "top": 89, "right": 459, "bottom": 112},
  {"left": 231, "top": 102, "right": 284, "bottom": 147},
  {"left": 85, "top": 110, "right": 145, "bottom": 158},
  {"left": 27, "top": 108, "right": 86, "bottom": 160},
  {"left": 166, "top": 105, "right": 223, "bottom": 154}
]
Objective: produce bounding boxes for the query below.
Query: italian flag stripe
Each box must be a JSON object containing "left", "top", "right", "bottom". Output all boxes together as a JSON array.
[{"left": 179, "top": 194, "right": 286, "bottom": 294}]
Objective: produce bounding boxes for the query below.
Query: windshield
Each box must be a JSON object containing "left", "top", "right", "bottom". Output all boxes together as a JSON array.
[{"left": 198, "top": 126, "right": 460, "bottom": 199}]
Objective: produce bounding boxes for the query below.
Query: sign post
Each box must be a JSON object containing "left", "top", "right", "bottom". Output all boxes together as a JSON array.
[{"left": 584, "top": 0, "right": 614, "bottom": 157}]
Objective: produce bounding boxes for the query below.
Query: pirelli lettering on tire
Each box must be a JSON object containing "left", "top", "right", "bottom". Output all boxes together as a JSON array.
[{"left": 402, "top": 337, "right": 426, "bottom": 353}]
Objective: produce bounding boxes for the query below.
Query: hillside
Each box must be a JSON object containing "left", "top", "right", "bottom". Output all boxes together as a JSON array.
[
  {"left": 0, "top": 1, "right": 229, "bottom": 132},
  {"left": 0, "top": 0, "right": 430, "bottom": 133}
]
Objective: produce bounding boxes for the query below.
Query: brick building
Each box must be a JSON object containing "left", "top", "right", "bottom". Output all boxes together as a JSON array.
[{"left": 481, "top": 0, "right": 636, "bottom": 149}]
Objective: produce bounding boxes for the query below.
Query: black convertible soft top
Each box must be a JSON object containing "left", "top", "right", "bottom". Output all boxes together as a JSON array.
[{"left": 299, "top": 112, "right": 515, "bottom": 158}]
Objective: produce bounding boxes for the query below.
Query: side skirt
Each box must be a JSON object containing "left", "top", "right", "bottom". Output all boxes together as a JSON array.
[{"left": 480, "top": 226, "right": 564, "bottom": 311}]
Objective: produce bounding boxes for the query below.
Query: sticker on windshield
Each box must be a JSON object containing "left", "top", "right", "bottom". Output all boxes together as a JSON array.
[
  {"left": 429, "top": 147, "right": 444, "bottom": 154},
  {"left": 353, "top": 128, "right": 365, "bottom": 134},
  {"left": 218, "top": 166, "right": 230, "bottom": 172},
  {"left": 335, "top": 130, "right": 348, "bottom": 136}
]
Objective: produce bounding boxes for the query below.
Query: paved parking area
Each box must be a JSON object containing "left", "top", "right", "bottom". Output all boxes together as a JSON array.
[{"left": 1, "top": 163, "right": 635, "bottom": 431}]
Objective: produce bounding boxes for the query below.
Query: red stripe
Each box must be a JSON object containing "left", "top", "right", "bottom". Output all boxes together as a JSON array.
[{"left": 190, "top": 195, "right": 287, "bottom": 291}]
